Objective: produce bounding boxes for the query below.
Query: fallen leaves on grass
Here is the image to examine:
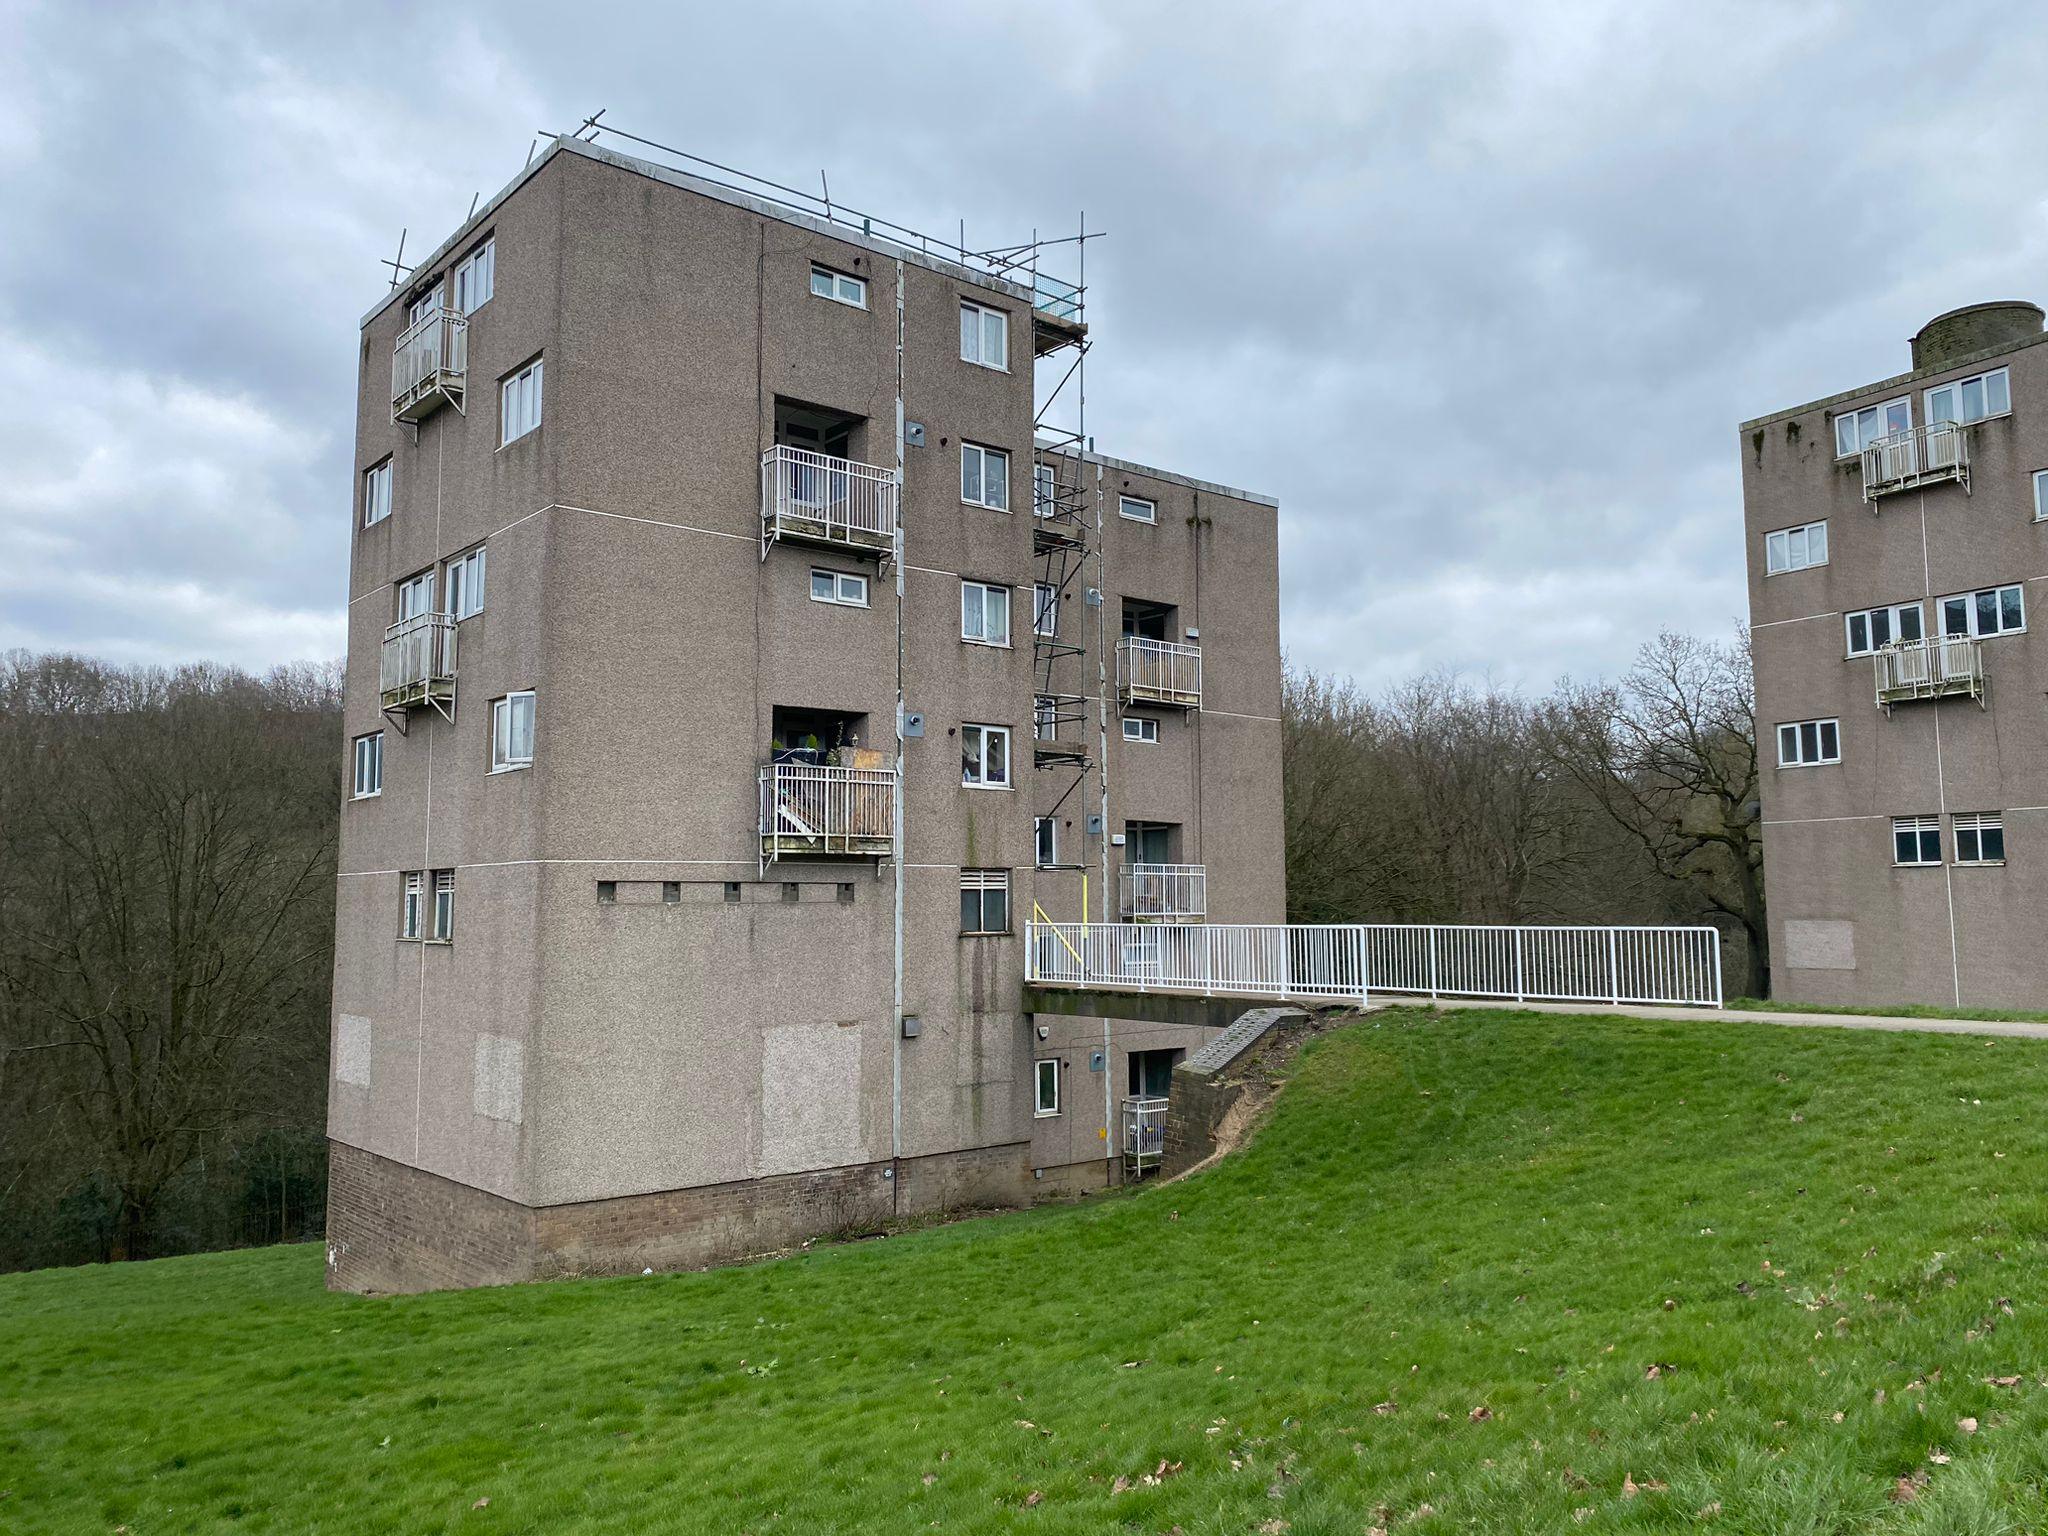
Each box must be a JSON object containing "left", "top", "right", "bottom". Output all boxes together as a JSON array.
[
  {"left": 1022, "top": 1489, "right": 1043, "bottom": 1507},
  {"left": 470, "top": 1497, "right": 490, "bottom": 1511},
  {"left": 1622, "top": 1474, "right": 1667, "bottom": 1497},
  {"left": 1957, "top": 1416, "right": 1979, "bottom": 1434}
]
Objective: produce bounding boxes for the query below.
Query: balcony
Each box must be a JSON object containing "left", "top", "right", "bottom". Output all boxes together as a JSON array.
[
  {"left": 759, "top": 760, "right": 896, "bottom": 863},
  {"left": 1861, "top": 422, "right": 1969, "bottom": 502},
  {"left": 1120, "top": 862, "right": 1207, "bottom": 923},
  {"left": 1874, "top": 634, "right": 1985, "bottom": 710},
  {"left": 1117, "top": 636, "right": 1203, "bottom": 709},
  {"left": 391, "top": 307, "right": 468, "bottom": 423},
  {"left": 380, "top": 613, "right": 457, "bottom": 717},
  {"left": 760, "top": 445, "right": 897, "bottom": 561}
]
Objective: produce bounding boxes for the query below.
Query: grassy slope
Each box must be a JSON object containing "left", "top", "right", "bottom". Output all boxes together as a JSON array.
[{"left": 6, "top": 1008, "right": 2048, "bottom": 1535}]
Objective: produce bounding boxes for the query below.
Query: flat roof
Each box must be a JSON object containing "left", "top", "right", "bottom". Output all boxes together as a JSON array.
[
  {"left": 1039, "top": 440, "right": 1278, "bottom": 509},
  {"left": 1740, "top": 326, "right": 2048, "bottom": 433}
]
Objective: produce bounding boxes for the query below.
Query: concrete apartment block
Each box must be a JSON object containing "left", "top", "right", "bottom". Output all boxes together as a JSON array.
[
  {"left": 1741, "top": 300, "right": 2048, "bottom": 1011},
  {"left": 327, "top": 136, "right": 1285, "bottom": 1291}
]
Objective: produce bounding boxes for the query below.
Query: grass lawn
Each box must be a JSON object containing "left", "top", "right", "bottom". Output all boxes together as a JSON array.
[
  {"left": 1728, "top": 997, "right": 2048, "bottom": 1026},
  {"left": 7, "top": 1007, "right": 2048, "bottom": 1535}
]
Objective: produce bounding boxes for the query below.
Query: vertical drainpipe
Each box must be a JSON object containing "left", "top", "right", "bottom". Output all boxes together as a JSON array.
[
  {"left": 891, "top": 258, "right": 908, "bottom": 1203},
  {"left": 1093, "top": 459, "right": 1114, "bottom": 1180}
]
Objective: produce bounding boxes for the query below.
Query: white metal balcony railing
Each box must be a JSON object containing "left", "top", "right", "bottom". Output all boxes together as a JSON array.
[
  {"left": 1119, "top": 862, "right": 1208, "bottom": 922},
  {"left": 1874, "top": 634, "right": 1985, "bottom": 708},
  {"left": 1025, "top": 921, "right": 1724, "bottom": 1009},
  {"left": 760, "top": 445, "right": 898, "bottom": 560},
  {"left": 759, "top": 761, "right": 896, "bottom": 863},
  {"left": 378, "top": 612, "right": 457, "bottom": 714},
  {"left": 1861, "top": 422, "right": 1969, "bottom": 502},
  {"left": 391, "top": 307, "right": 468, "bottom": 423},
  {"left": 1117, "top": 636, "right": 1202, "bottom": 709}
]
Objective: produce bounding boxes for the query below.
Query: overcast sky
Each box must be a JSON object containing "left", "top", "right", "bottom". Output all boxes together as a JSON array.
[{"left": 4, "top": 2, "right": 2045, "bottom": 691}]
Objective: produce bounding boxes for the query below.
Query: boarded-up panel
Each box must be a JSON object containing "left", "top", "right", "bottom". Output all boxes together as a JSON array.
[
  {"left": 759, "top": 1021, "right": 864, "bottom": 1177},
  {"left": 1784, "top": 919, "right": 1857, "bottom": 971},
  {"left": 335, "top": 1014, "right": 372, "bottom": 1087},
  {"left": 473, "top": 1034, "right": 525, "bottom": 1123}
]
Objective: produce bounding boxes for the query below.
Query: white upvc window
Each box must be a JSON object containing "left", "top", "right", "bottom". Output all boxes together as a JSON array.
[
  {"left": 1925, "top": 367, "right": 2010, "bottom": 428},
  {"left": 500, "top": 357, "right": 543, "bottom": 445},
  {"left": 430, "top": 870, "right": 455, "bottom": 941},
  {"left": 1033, "top": 1056, "right": 1060, "bottom": 1116},
  {"left": 401, "top": 871, "right": 425, "bottom": 939},
  {"left": 1833, "top": 397, "right": 1911, "bottom": 458},
  {"left": 352, "top": 732, "right": 383, "bottom": 798},
  {"left": 1033, "top": 581, "right": 1058, "bottom": 637},
  {"left": 960, "top": 722, "right": 1011, "bottom": 788},
  {"left": 1119, "top": 495, "right": 1157, "bottom": 525},
  {"left": 445, "top": 545, "right": 486, "bottom": 620},
  {"left": 959, "top": 300, "right": 1008, "bottom": 370},
  {"left": 491, "top": 691, "right": 535, "bottom": 772},
  {"left": 960, "top": 868, "right": 1010, "bottom": 934},
  {"left": 1953, "top": 813, "right": 2006, "bottom": 867},
  {"left": 961, "top": 580, "right": 1011, "bottom": 646},
  {"left": 2034, "top": 468, "right": 2048, "bottom": 521},
  {"left": 1765, "top": 520, "right": 1827, "bottom": 575},
  {"left": 1844, "top": 601, "right": 1923, "bottom": 657},
  {"left": 961, "top": 442, "right": 1009, "bottom": 511},
  {"left": 1893, "top": 815, "right": 1941, "bottom": 867},
  {"left": 363, "top": 460, "right": 392, "bottom": 528},
  {"left": 1035, "top": 815, "right": 1058, "bottom": 868},
  {"left": 810, "top": 264, "right": 867, "bottom": 308},
  {"left": 1034, "top": 695, "right": 1058, "bottom": 742},
  {"left": 396, "top": 569, "right": 436, "bottom": 621},
  {"left": 407, "top": 284, "right": 443, "bottom": 327},
  {"left": 1034, "top": 463, "right": 1057, "bottom": 516},
  {"left": 1776, "top": 717, "right": 1840, "bottom": 768},
  {"left": 1939, "top": 583, "right": 2024, "bottom": 639},
  {"left": 1123, "top": 716, "right": 1159, "bottom": 744},
  {"left": 810, "top": 568, "right": 869, "bottom": 607},
  {"left": 453, "top": 238, "right": 494, "bottom": 315}
]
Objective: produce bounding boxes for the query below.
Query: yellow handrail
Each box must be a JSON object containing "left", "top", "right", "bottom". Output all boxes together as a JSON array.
[{"left": 1031, "top": 902, "right": 1086, "bottom": 966}]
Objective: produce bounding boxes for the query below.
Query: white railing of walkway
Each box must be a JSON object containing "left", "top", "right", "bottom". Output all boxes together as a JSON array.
[{"left": 1025, "top": 921, "right": 1723, "bottom": 1008}]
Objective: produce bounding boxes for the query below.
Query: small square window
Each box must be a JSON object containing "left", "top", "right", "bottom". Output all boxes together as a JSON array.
[
  {"left": 1123, "top": 716, "right": 1159, "bottom": 744},
  {"left": 491, "top": 692, "right": 535, "bottom": 772},
  {"left": 960, "top": 868, "right": 1010, "bottom": 934},
  {"left": 596, "top": 880, "right": 618, "bottom": 904},
  {"left": 724, "top": 881, "right": 742, "bottom": 904},
  {"left": 810, "top": 264, "right": 867, "bottom": 309},
  {"left": 961, "top": 723, "right": 1011, "bottom": 788},
  {"left": 1893, "top": 816, "right": 1942, "bottom": 867},
  {"left": 1118, "top": 495, "right": 1157, "bottom": 524},
  {"left": 1954, "top": 814, "right": 2006, "bottom": 866},
  {"left": 837, "top": 882, "right": 855, "bottom": 905},
  {"left": 811, "top": 568, "right": 869, "bottom": 607},
  {"left": 782, "top": 882, "right": 800, "bottom": 903},
  {"left": 961, "top": 443, "right": 1010, "bottom": 511},
  {"left": 663, "top": 881, "right": 682, "bottom": 904},
  {"left": 961, "top": 580, "right": 1011, "bottom": 646},
  {"left": 959, "top": 300, "right": 1009, "bottom": 370}
]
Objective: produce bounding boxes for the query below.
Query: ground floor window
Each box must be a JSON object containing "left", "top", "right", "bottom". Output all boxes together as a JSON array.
[{"left": 1034, "top": 1058, "right": 1060, "bottom": 1116}]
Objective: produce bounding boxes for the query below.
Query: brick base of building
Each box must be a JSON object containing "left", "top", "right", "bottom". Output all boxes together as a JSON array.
[{"left": 326, "top": 1138, "right": 1041, "bottom": 1294}]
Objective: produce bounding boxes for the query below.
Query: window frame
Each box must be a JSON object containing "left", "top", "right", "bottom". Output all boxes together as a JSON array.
[
  {"left": 1952, "top": 812, "right": 2006, "bottom": 867},
  {"left": 453, "top": 238, "right": 495, "bottom": 315},
  {"left": 1034, "top": 695, "right": 1058, "bottom": 743},
  {"left": 959, "top": 300, "right": 1009, "bottom": 371},
  {"left": 810, "top": 568, "right": 870, "bottom": 608},
  {"left": 2034, "top": 468, "right": 2048, "bottom": 522},
  {"left": 1034, "top": 815, "right": 1058, "bottom": 868},
  {"left": 1775, "top": 717, "right": 1841, "bottom": 769},
  {"left": 1123, "top": 716, "right": 1159, "bottom": 744},
  {"left": 960, "top": 442, "right": 1010, "bottom": 511},
  {"left": 1844, "top": 601, "right": 1923, "bottom": 658},
  {"left": 1118, "top": 495, "right": 1158, "bottom": 525},
  {"left": 809, "top": 263, "right": 868, "bottom": 309},
  {"left": 1033, "top": 581, "right": 1059, "bottom": 637},
  {"left": 352, "top": 732, "right": 383, "bottom": 799},
  {"left": 960, "top": 722, "right": 1011, "bottom": 789},
  {"left": 491, "top": 691, "right": 536, "bottom": 774},
  {"left": 1925, "top": 366, "right": 2011, "bottom": 429},
  {"left": 1939, "top": 583, "right": 2025, "bottom": 639},
  {"left": 1893, "top": 815, "right": 1942, "bottom": 868},
  {"left": 500, "top": 356, "right": 544, "bottom": 446},
  {"left": 1033, "top": 1057, "right": 1060, "bottom": 1117},
  {"left": 363, "top": 459, "right": 393, "bottom": 528},
  {"left": 1033, "top": 463, "right": 1057, "bottom": 517},
  {"left": 429, "top": 869, "right": 455, "bottom": 942},
  {"left": 400, "top": 871, "right": 425, "bottom": 940},
  {"left": 445, "top": 545, "right": 487, "bottom": 621},
  {"left": 960, "top": 580, "right": 1012, "bottom": 648},
  {"left": 1832, "top": 396, "right": 1911, "bottom": 459},
  {"left": 959, "top": 867, "right": 1011, "bottom": 935},
  {"left": 395, "top": 568, "right": 436, "bottom": 621},
  {"left": 1764, "top": 520, "right": 1827, "bottom": 576}
]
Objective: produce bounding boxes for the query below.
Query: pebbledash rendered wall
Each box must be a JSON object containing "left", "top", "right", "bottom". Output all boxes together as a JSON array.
[
  {"left": 1741, "top": 302, "right": 2048, "bottom": 1012},
  {"left": 327, "top": 136, "right": 1284, "bottom": 1292}
]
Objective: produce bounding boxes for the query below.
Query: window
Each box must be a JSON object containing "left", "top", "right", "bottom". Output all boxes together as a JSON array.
[
  {"left": 1034, "top": 1057, "right": 1060, "bottom": 1116},
  {"left": 1844, "top": 601, "right": 1923, "bottom": 657},
  {"left": 396, "top": 569, "right": 436, "bottom": 620},
  {"left": 453, "top": 239, "right": 494, "bottom": 315},
  {"left": 1940, "top": 584, "right": 2024, "bottom": 639},
  {"left": 961, "top": 443, "right": 1009, "bottom": 510},
  {"left": 1034, "top": 695, "right": 1058, "bottom": 742},
  {"left": 959, "top": 301, "right": 1008, "bottom": 370},
  {"left": 1776, "top": 718, "right": 1840, "bottom": 768},
  {"left": 406, "top": 284, "right": 443, "bottom": 327},
  {"left": 960, "top": 868, "right": 1010, "bottom": 934},
  {"left": 1035, "top": 816, "right": 1058, "bottom": 868},
  {"left": 1894, "top": 815, "right": 1941, "bottom": 867},
  {"left": 1926, "top": 367, "right": 2010, "bottom": 428},
  {"left": 2035, "top": 469, "right": 2048, "bottom": 521},
  {"left": 1833, "top": 397, "right": 1911, "bottom": 458},
  {"left": 1119, "top": 495, "right": 1157, "bottom": 525},
  {"left": 960, "top": 723, "right": 1010, "bottom": 788},
  {"left": 500, "top": 358, "right": 543, "bottom": 445},
  {"left": 1123, "top": 716, "right": 1159, "bottom": 744},
  {"left": 809, "top": 264, "right": 866, "bottom": 308},
  {"left": 810, "top": 568, "right": 869, "bottom": 607},
  {"left": 445, "top": 546, "right": 486, "bottom": 620},
  {"left": 491, "top": 691, "right": 535, "bottom": 772},
  {"left": 430, "top": 870, "right": 455, "bottom": 940},
  {"left": 961, "top": 581, "right": 1011, "bottom": 646},
  {"left": 1034, "top": 463, "right": 1057, "bottom": 516},
  {"left": 1765, "top": 521, "right": 1827, "bottom": 575},
  {"left": 400, "top": 872, "right": 424, "bottom": 940},
  {"left": 1953, "top": 813, "right": 2005, "bottom": 866},
  {"left": 1033, "top": 582, "right": 1058, "bottom": 637},
  {"left": 352, "top": 732, "right": 383, "bottom": 798},
  {"left": 363, "top": 460, "right": 392, "bottom": 528}
]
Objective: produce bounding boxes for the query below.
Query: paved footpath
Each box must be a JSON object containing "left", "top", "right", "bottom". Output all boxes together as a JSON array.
[{"left": 1373, "top": 994, "right": 2048, "bottom": 1042}]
